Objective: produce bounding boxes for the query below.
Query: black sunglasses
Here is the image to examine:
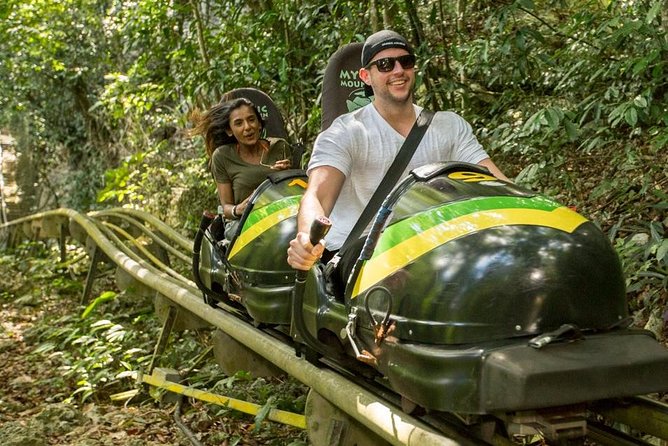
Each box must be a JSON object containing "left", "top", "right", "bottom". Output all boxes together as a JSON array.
[{"left": 366, "top": 54, "right": 416, "bottom": 72}]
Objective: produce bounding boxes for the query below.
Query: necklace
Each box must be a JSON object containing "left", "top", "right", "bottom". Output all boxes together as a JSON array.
[{"left": 236, "top": 140, "right": 268, "bottom": 165}]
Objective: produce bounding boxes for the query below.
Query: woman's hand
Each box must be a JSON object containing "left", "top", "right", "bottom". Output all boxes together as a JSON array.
[
  {"left": 236, "top": 197, "right": 251, "bottom": 215},
  {"left": 271, "top": 158, "right": 291, "bottom": 170}
]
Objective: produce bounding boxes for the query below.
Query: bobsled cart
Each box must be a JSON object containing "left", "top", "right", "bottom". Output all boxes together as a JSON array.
[{"left": 193, "top": 48, "right": 668, "bottom": 444}]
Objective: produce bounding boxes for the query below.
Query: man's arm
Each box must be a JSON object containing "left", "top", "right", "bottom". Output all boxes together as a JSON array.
[
  {"left": 288, "top": 166, "right": 345, "bottom": 271},
  {"left": 477, "top": 158, "right": 510, "bottom": 182}
]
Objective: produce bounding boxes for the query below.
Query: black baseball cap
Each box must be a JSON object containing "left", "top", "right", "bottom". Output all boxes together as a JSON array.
[{"left": 361, "top": 30, "right": 414, "bottom": 68}]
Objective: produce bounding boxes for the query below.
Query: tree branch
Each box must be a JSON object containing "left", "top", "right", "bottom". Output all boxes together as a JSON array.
[{"left": 518, "top": 6, "right": 601, "bottom": 51}]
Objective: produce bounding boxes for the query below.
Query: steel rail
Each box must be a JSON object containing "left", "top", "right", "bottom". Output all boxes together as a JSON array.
[
  {"left": 590, "top": 396, "right": 668, "bottom": 442},
  {"left": 97, "top": 220, "right": 192, "bottom": 285},
  {"left": 88, "top": 218, "right": 201, "bottom": 295},
  {"left": 92, "top": 210, "right": 192, "bottom": 263},
  {"left": 0, "top": 208, "right": 76, "bottom": 227},
  {"left": 90, "top": 208, "right": 192, "bottom": 252},
  {"left": 587, "top": 420, "right": 656, "bottom": 446},
  {"left": 0, "top": 209, "right": 201, "bottom": 303}
]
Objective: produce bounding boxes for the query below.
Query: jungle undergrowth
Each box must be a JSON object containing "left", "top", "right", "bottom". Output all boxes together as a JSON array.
[{"left": 0, "top": 240, "right": 308, "bottom": 446}]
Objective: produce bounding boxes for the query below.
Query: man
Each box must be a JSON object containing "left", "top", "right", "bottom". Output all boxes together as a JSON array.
[{"left": 287, "top": 30, "right": 508, "bottom": 272}]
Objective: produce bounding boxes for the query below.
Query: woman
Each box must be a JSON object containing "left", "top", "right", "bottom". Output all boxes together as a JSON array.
[{"left": 190, "top": 98, "right": 292, "bottom": 234}]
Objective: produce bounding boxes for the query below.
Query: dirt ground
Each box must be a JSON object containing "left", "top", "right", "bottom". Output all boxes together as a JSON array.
[
  {"left": 0, "top": 246, "right": 308, "bottom": 446},
  {"left": 0, "top": 299, "right": 187, "bottom": 445}
]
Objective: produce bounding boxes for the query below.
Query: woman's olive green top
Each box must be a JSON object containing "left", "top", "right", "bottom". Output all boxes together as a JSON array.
[{"left": 211, "top": 137, "right": 290, "bottom": 204}]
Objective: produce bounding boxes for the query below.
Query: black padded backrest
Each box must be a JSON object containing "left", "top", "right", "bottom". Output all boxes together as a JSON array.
[
  {"left": 222, "top": 88, "right": 289, "bottom": 140},
  {"left": 321, "top": 43, "right": 372, "bottom": 131}
]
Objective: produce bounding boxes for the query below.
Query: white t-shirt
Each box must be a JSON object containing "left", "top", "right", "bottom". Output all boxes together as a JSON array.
[{"left": 308, "top": 103, "right": 489, "bottom": 250}]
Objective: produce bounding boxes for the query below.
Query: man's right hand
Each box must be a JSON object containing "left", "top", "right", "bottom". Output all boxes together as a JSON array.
[{"left": 287, "top": 231, "right": 326, "bottom": 271}]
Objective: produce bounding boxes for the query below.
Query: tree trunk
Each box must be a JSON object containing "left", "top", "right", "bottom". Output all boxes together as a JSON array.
[
  {"left": 457, "top": 0, "right": 468, "bottom": 110},
  {"left": 370, "top": 0, "right": 379, "bottom": 31},
  {"left": 189, "top": 0, "right": 210, "bottom": 67}
]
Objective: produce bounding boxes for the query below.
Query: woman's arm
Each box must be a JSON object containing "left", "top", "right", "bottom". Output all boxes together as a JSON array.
[{"left": 216, "top": 182, "right": 241, "bottom": 219}]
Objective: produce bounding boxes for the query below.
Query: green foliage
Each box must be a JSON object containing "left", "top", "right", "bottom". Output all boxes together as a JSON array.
[
  {"left": 0, "top": 0, "right": 114, "bottom": 210},
  {"left": 1, "top": 0, "right": 666, "bottom": 314},
  {"left": 81, "top": 290, "right": 118, "bottom": 319},
  {"left": 2, "top": 225, "right": 309, "bottom": 443},
  {"left": 612, "top": 219, "right": 668, "bottom": 316},
  {"left": 0, "top": 242, "right": 152, "bottom": 403},
  {"left": 28, "top": 307, "right": 157, "bottom": 403},
  {"left": 254, "top": 396, "right": 277, "bottom": 431},
  {"left": 208, "top": 370, "right": 308, "bottom": 418},
  {"left": 96, "top": 142, "right": 218, "bottom": 231},
  {"left": 440, "top": 0, "right": 668, "bottom": 311},
  {"left": 97, "top": 151, "right": 150, "bottom": 204}
]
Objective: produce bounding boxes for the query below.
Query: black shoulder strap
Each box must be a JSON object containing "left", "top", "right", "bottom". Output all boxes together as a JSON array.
[{"left": 339, "top": 109, "right": 435, "bottom": 252}]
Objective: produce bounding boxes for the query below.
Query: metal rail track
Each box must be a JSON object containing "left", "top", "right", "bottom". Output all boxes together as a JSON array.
[{"left": 2, "top": 208, "right": 667, "bottom": 446}]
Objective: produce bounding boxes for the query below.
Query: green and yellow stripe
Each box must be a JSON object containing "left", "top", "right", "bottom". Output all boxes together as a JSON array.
[
  {"left": 351, "top": 196, "right": 587, "bottom": 297},
  {"left": 228, "top": 195, "right": 300, "bottom": 259}
]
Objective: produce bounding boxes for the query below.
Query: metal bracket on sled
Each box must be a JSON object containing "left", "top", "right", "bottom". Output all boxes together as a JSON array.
[{"left": 345, "top": 307, "right": 377, "bottom": 366}]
